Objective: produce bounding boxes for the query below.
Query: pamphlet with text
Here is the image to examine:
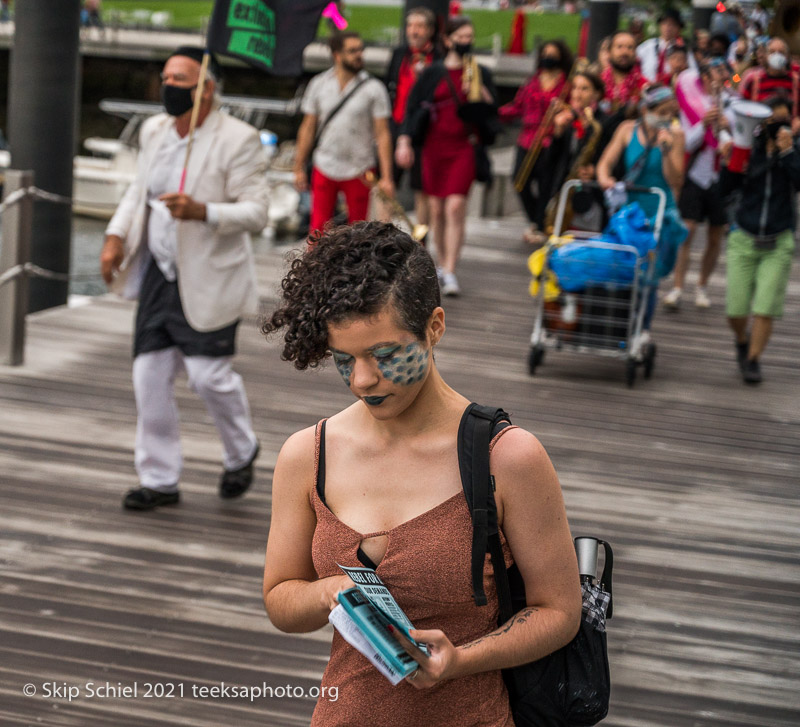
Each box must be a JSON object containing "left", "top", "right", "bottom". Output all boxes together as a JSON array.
[{"left": 327, "top": 564, "right": 426, "bottom": 685}]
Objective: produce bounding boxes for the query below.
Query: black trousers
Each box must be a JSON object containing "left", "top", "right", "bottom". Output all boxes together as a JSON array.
[
  {"left": 134, "top": 258, "right": 238, "bottom": 359},
  {"left": 513, "top": 144, "right": 558, "bottom": 229}
]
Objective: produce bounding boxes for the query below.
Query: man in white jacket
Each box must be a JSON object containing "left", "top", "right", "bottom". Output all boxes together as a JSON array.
[{"left": 100, "top": 46, "right": 268, "bottom": 511}]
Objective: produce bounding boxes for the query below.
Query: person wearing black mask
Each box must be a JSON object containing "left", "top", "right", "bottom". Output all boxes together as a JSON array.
[
  {"left": 497, "top": 39, "right": 573, "bottom": 244},
  {"left": 99, "top": 46, "right": 269, "bottom": 510},
  {"left": 398, "top": 16, "right": 497, "bottom": 296}
]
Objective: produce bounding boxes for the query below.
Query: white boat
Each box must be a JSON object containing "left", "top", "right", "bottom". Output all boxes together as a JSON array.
[
  {"left": 73, "top": 137, "right": 139, "bottom": 219},
  {"left": 73, "top": 94, "right": 303, "bottom": 222},
  {"left": 2, "top": 93, "right": 303, "bottom": 226}
]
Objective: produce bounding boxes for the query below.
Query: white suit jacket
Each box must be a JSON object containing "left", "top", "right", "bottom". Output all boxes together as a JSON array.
[{"left": 106, "top": 110, "right": 269, "bottom": 332}]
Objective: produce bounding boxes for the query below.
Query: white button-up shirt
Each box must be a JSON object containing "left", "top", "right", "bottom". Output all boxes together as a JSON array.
[{"left": 301, "top": 68, "right": 391, "bottom": 181}]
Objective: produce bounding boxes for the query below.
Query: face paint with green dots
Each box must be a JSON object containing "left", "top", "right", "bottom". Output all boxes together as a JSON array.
[
  {"left": 377, "top": 342, "right": 430, "bottom": 385},
  {"left": 332, "top": 354, "right": 354, "bottom": 387}
]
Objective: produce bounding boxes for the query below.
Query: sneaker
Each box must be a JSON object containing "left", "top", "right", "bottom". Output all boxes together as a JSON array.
[
  {"left": 524, "top": 227, "right": 547, "bottom": 246},
  {"left": 742, "top": 358, "right": 762, "bottom": 385},
  {"left": 441, "top": 272, "right": 460, "bottom": 297},
  {"left": 123, "top": 486, "right": 180, "bottom": 511},
  {"left": 695, "top": 288, "right": 711, "bottom": 308},
  {"left": 435, "top": 267, "right": 445, "bottom": 286},
  {"left": 735, "top": 340, "right": 749, "bottom": 373},
  {"left": 220, "top": 442, "right": 260, "bottom": 499},
  {"left": 663, "top": 287, "right": 682, "bottom": 308}
]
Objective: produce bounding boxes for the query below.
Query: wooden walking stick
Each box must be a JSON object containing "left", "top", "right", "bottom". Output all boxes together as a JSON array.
[{"left": 178, "top": 50, "right": 210, "bottom": 194}]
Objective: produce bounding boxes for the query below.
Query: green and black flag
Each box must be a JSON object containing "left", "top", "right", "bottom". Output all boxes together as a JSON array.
[{"left": 207, "top": 0, "right": 328, "bottom": 76}]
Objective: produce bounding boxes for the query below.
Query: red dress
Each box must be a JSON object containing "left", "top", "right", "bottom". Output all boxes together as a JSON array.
[{"left": 421, "top": 68, "right": 476, "bottom": 198}]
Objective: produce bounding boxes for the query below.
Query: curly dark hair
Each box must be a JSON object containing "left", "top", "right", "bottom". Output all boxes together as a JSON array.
[{"left": 261, "top": 222, "right": 441, "bottom": 370}]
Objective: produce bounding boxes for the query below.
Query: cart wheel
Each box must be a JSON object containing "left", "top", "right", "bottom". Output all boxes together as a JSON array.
[
  {"left": 528, "top": 345, "right": 545, "bottom": 375},
  {"left": 643, "top": 342, "right": 657, "bottom": 379},
  {"left": 626, "top": 358, "right": 637, "bottom": 387}
]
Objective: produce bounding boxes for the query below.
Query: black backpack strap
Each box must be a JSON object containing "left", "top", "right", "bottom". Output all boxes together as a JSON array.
[{"left": 457, "top": 403, "right": 512, "bottom": 612}]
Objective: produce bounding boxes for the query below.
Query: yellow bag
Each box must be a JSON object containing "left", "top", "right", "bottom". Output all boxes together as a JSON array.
[{"left": 528, "top": 247, "right": 561, "bottom": 302}]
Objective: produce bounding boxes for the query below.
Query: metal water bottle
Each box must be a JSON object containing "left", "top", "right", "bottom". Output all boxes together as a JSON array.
[{"left": 575, "top": 536, "right": 600, "bottom": 585}]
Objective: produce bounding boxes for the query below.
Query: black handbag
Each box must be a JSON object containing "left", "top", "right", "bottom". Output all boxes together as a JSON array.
[
  {"left": 458, "top": 404, "right": 613, "bottom": 727},
  {"left": 473, "top": 143, "right": 492, "bottom": 185},
  {"left": 443, "top": 72, "right": 494, "bottom": 185}
]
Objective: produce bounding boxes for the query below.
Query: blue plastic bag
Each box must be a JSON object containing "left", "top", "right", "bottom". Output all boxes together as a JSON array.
[
  {"left": 549, "top": 242, "right": 638, "bottom": 292},
  {"left": 604, "top": 203, "right": 657, "bottom": 256},
  {"left": 654, "top": 208, "right": 689, "bottom": 279}
]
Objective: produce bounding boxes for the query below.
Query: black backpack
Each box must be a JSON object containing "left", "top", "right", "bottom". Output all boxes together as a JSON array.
[{"left": 457, "top": 404, "right": 614, "bottom": 727}]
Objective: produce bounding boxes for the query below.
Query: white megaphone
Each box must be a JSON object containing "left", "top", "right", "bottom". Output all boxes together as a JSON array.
[{"left": 728, "top": 99, "right": 772, "bottom": 173}]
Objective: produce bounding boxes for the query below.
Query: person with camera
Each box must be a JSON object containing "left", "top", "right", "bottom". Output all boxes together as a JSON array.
[{"left": 723, "top": 94, "right": 800, "bottom": 384}]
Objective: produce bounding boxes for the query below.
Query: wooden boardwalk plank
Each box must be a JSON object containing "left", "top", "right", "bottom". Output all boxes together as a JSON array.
[{"left": 1, "top": 216, "right": 799, "bottom": 726}]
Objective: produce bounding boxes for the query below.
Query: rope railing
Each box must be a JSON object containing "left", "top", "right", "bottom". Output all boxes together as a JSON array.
[
  {"left": 0, "top": 185, "right": 72, "bottom": 214},
  {"left": 0, "top": 184, "right": 102, "bottom": 289},
  {"left": 0, "top": 263, "right": 103, "bottom": 289}
]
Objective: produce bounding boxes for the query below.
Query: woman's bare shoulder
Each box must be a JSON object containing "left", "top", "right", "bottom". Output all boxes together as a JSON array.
[
  {"left": 617, "top": 119, "right": 636, "bottom": 137},
  {"left": 277, "top": 404, "right": 361, "bottom": 473},
  {"left": 490, "top": 426, "right": 551, "bottom": 476},
  {"left": 274, "top": 424, "right": 319, "bottom": 487}
]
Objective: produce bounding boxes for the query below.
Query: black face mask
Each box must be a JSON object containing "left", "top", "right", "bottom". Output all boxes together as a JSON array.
[
  {"left": 539, "top": 57, "right": 560, "bottom": 70},
  {"left": 161, "top": 84, "right": 196, "bottom": 117},
  {"left": 453, "top": 42, "right": 472, "bottom": 56},
  {"left": 765, "top": 120, "right": 789, "bottom": 139}
]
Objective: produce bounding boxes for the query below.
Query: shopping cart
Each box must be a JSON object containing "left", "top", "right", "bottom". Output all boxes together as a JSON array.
[{"left": 527, "top": 180, "right": 666, "bottom": 387}]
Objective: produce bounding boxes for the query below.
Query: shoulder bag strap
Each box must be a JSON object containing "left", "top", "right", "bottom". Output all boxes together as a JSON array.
[
  {"left": 312, "top": 74, "right": 372, "bottom": 147},
  {"left": 623, "top": 121, "right": 655, "bottom": 184},
  {"left": 443, "top": 67, "right": 463, "bottom": 108}
]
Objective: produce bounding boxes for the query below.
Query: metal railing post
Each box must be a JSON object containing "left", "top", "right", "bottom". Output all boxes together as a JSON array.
[{"left": 0, "top": 170, "right": 35, "bottom": 366}]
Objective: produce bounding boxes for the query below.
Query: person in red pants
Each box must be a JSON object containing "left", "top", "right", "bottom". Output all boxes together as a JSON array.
[{"left": 294, "top": 31, "right": 395, "bottom": 236}]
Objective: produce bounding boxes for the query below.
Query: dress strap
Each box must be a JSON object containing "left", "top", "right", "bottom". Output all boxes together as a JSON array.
[
  {"left": 489, "top": 424, "right": 519, "bottom": 454},
  {"left": 314, "top": 419, "right": 329, "bottom": 503}
]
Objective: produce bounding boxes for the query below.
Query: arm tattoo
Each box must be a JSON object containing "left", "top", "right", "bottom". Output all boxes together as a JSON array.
[{"left": 461, "top": 607, "right": 539, "bottom": 650}]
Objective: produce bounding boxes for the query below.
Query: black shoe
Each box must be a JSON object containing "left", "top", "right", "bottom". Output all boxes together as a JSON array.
[
  {"left": 123, "top": 486, "right": 180, "bottom": 511},
  {"left": 743, "top": 358, "right": 762, "bottom": 385},
  {"left": 735, "top": 340, "right": 749, "bottom": 373},
  {"left": 219, "top": 442, "right": 260, "bottom": 499}
]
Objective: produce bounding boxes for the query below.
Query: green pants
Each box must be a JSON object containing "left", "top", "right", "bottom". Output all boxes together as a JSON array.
[{"left": 726, "top": 228, "right": 795, "bottom": 318}]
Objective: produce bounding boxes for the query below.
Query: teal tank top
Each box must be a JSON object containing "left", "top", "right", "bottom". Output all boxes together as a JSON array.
[{"left": 624, "top": 124, "right": 675, "bottom": 218}]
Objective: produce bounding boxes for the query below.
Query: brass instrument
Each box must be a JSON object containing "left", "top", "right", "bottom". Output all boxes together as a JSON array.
[
  {"left": 543, "top": 107, "right": 603, "bottom": 233},
  {"left": 513, "top": 61, "right": 579, "bottom": 192},
  {"left": 771, "top": 0, "right": 800, "bottom": 55},
  {"left": 363, "top": 171, "right": 428, "bottom": 242},
  {"left": 463, "top": 54, "right": 483, "bottom": 102}
]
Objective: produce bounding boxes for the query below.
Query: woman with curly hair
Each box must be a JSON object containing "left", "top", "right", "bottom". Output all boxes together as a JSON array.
[{"left": 261, "top": 221, "right": 580, "bottom": 726}]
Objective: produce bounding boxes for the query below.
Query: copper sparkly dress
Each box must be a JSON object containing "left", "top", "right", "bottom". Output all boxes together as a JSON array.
[{"left": 310, "top": 419, "right": 517, "bottom": 727}]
